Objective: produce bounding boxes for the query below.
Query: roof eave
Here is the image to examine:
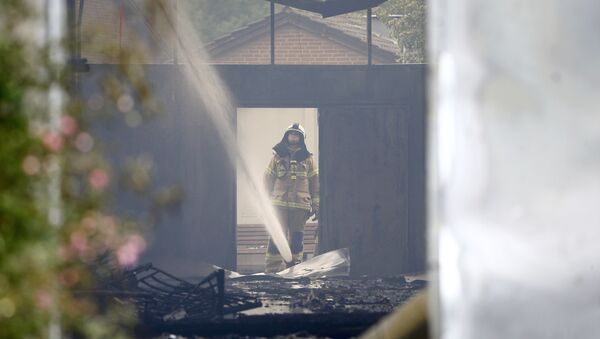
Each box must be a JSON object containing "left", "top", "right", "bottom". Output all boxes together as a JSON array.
[{"left": 268, "top": 0, "right": 388, "bottom": 18}]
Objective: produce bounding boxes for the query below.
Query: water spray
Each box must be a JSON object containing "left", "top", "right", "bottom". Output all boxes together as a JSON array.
[{"left": 156, "top": 2, "right": 293, "bottom": 263}]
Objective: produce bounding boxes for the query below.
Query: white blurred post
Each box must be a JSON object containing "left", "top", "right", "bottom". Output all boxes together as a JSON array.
[
  {"left": 39, "top": 0, "right": 67, "bottom": 338},
  {"left": 429, "top": 1, "right": 600, "bottom": 338}
]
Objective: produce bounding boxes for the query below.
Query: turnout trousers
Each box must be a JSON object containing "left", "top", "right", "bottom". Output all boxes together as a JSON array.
[{"left": 265, "top": 207, "right": 308, "bottom": 273}]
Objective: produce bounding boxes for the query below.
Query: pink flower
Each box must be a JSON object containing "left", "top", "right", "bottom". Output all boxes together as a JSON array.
[
  {"left": 35, "top": 289, "right": 53, "bottom": 310},
  {"left": 70, "top": 231, "right": 88, "bottom": 255},
  {"left": 22, "top": 155, "right": 41, "bottom": 175},
  {"left": 99, "top": 216, "right": 116, "bottom": 230},
  {"left": 75, "top": 132, "right": 94, "bottom": 153},
  {"left": 81, "top": 216, "right": 98, "bottom": 232},
  {"left": 59, "top": 269, "right": 80, "bottom": 287},
  {"left": 57, "top": 245, "right": 71, "bottom": 261},
  {"left": 42, "top": 131, "right": 64, "bottom": 152},
  {"left": 88, "top": 168, "right": 109, "bottom": 191},
  {"left": 116, "top": 234, "right": 146, "bottom": 267},
  {"left": 100, "top": 220, "right": 117, "bottom": 247},
  {"left": 60, "top": 115, "right": 78, "bottom": 136}
]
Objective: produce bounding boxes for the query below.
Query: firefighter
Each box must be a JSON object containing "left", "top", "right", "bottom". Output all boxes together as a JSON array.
[{"left": 264, "top": 123, "right": 319, "bottom": 273}]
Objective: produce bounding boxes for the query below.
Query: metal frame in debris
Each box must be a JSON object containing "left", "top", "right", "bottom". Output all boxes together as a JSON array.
[{"left": 80, "top": 263, "right": 262, "bottom": 324}]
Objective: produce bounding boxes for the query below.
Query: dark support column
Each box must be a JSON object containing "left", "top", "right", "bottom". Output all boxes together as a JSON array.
[
  {"left": 66, "top": 0, "right": 89, "bottom": 74},
  {"left": 173, "top": 0, "right": 178, "bottom": 65},
  {"left": 367, "top": 8, "right": 372, "bottom": 65},
  {"left": 66, "top": 0, "right": 76, "bottom": 62},
  {"left": 65, "top": 0, "right": 77, "bottom": 91},
  {"left": 77, "top": 0, "right": 84, "bottom": 60},
  {"left": 270, "top": 0, "right": 275, "bottom": 64}
]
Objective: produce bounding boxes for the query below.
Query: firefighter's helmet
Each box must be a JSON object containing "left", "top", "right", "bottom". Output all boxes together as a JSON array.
[{"left": 285, "top": 123, "right": 306, "bottom": 139}]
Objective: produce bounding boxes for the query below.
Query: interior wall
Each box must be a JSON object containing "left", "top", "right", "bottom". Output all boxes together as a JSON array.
[{"left": 236, "top": 108, "right": 318, "bottom": 225}]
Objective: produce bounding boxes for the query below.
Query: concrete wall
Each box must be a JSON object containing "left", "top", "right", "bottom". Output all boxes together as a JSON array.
[{"left": 319, "top": 105, "right": 425, "bottom": 275}]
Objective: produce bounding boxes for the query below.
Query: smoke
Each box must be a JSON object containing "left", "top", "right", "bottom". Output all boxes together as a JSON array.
[{"left": 154, "top": 2, "right": 293, "bottom": 262}]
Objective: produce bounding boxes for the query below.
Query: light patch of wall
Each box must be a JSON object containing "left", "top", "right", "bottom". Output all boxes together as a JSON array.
[{"left": 237, "top": 108, "right": 318, "bottom": 225}]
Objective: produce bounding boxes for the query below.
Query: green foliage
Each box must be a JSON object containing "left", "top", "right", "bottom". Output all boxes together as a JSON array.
[
  {"left": 182, "top": 0, "right": 272, "bottom": 41},
  {"left": 0, "top": 2, "right": 154, "bottom": 338},
  {"left": 376, "top": 0, "right": 427, "bottom": 63},
  {"left": 0, "top": 5, "right": 52, "bottom": 338}
]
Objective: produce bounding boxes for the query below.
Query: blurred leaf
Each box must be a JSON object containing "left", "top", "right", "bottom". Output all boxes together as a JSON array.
[
  {"left": 152, "top": 186, "right": 184, "bottom": 207},
  {"left": 375, "top": 0, "right": 426, "bottom": 63},
  {"left": 122, "top": 155, "right": 155, "bottom": 194}
]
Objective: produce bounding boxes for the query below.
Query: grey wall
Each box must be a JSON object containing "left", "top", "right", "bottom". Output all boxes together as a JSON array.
[
  {"left": 81, "top": 65, "right": 236, "bottom": 275},
  {"left": 319, "top": 106, "right": 424, "bottom": 275}
]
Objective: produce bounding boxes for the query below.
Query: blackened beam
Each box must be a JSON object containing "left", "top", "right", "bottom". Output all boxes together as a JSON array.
[
  {"left": 271, "top": 0, "right": 275, "bottom": 64},
  {"left": 66, "top": 0, "right": 89, "bottom": 72},
  {"left": 368, "top": 7, "right": 372, "bottom": 65},
  {"left": 267, "top": 0, "right": 388, "bottom": 18}
]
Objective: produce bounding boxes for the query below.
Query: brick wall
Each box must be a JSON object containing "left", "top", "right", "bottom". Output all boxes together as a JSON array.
[{"left": 211, "top": 24, "right": 386, "bottom": 65}]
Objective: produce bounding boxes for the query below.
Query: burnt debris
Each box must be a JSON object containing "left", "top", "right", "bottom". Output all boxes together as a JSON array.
[
  {"left": 80, "top": 263, "right": 261, "bottom": 326},
  {"left": 79, "top": 260, "right": 425, "bottom": 338}
]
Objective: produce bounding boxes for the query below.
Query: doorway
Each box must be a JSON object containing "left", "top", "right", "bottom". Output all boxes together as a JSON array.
[{"left": 236, "top": 107, "right": 319, "bottom": 273}]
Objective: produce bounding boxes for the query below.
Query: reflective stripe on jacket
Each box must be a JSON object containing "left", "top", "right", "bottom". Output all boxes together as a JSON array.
[{"left": 264, "top": 153, "right": 319, "bottom": 211}]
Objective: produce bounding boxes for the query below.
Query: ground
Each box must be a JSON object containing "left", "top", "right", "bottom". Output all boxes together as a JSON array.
[{"left": 150, "top": 274, "right": 426, "bottom": 338}]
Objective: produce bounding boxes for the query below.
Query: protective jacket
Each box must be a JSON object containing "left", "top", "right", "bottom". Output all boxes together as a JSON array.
[{"left": 264, "top": 141, "right": 319, "bottom": 211}]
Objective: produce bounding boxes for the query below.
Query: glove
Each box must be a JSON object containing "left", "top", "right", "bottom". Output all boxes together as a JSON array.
[{"left": 311, "top": 206, "right": 319, "bottom": 221}]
